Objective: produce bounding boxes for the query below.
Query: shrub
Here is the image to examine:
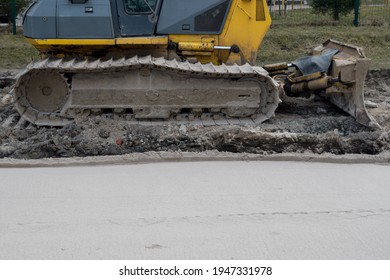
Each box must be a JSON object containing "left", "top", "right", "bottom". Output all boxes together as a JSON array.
[
  {"left": 312, "top": 0, "right": 355, "bottom": 21},
  {"left": 0, "top": 0, "right": 30, "bottom": 23}
]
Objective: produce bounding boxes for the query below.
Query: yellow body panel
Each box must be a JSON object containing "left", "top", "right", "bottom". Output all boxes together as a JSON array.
[
  {"left": 219, "top": 0, "right": 271, "bottom": 64},
  {"left": 166, "top": 0, "right": 271, "bottom": 64},
  {"left": 27, "top": 36, "right": 169, "bottom": 56},
  {"left": 28, "top": 37, "right": 168, "bottom": 47},
  {"left": 115, "top": 36, "right": 168, "bottom": 45},
  {"left": 27, "top": 38, "right": 116, "bottom": 46},
  {"left": 26, "top": 0, "right": 271, "bottom": 65}
]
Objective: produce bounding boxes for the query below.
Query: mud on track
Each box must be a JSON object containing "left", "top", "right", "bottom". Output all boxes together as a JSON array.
[{"left": 1, "top": 70, "right": 390, "bottom": 160}]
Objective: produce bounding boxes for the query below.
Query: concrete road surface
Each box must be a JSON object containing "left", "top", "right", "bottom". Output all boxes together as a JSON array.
[{"left": 1, "top": 160, "right": 389, "bottom": 259}]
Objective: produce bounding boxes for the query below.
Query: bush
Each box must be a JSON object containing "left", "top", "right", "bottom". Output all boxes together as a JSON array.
[
  {"left": 312, "top": 0, "right": 355, "bottom": 21},
  {"left": 0, "top": 0, "right": 30, "bottom": 23}
]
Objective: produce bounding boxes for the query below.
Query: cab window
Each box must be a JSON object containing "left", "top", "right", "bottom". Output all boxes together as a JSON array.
[{"left": 124, "top": 0, "right": 157, "bottom": 14}]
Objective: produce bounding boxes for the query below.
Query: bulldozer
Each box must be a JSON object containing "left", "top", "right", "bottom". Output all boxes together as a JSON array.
[{"left": 11, "top": 0, "right": 380, "bottom": 128}]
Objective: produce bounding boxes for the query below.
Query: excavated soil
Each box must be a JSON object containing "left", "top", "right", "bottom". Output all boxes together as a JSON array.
[{"left": 0, "top": 69, "right": 390, "bottom": 159}]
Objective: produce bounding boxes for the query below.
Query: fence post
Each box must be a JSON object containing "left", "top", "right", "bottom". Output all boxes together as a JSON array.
[
  {"left": 11, "top": 0, "right": 16, "bottom": 34},
  {"left": 354, "top": 0, "right": 360, "bottom": 26}
]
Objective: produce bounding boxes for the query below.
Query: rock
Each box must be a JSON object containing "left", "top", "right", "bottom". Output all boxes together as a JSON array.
[
  {"left": 316, "top": 107, "right": 328, "bottom": 114},
  {"left": 1, "top": 94, "right": 12, "bottom": 105},
  {"left": 364, "top": 100, "right": 378, "bottom": 108},
  {"left": 0, "top": 145, "right": 16, "bottom": 156},
  {"left": 98, "top": 128, "right": 110, "bottom": 139},
  {"left": 179, "top": 124, "right": 187, "bottom": 134}
]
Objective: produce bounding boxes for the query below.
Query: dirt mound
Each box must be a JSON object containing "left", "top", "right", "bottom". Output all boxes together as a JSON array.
[{"left": 1, "top": 70, "right": 389, "bottom": 159}]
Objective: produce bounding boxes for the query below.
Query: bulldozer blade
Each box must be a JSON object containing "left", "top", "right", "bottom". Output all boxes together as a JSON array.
[{"left": 313, "top": 40, "right": 381, "bottom": 129}]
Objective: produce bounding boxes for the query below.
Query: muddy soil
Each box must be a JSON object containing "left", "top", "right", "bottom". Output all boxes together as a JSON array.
[{"left": 1, "top": 69, "right": 390, "bottom": 159}]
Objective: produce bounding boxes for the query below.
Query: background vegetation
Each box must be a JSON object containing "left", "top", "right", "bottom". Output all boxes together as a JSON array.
[
  {"left": 311, "top": 0, "right": 355, "bottom": 21},
  {"left": 0, "top": 0, "right": 30, "bottom": 23},
  {"left": 270, "top": 0, "right": 389, "bottom": 26}
]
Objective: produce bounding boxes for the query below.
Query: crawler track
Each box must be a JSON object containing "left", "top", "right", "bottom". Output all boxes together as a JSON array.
[
  {"left": 0, "top": 107, "right": 270, "bottom": 129},
  {"left": 13, "top": 56, "right": 281, "bottom": 127}
]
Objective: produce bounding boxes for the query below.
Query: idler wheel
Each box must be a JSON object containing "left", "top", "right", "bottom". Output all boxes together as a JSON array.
[{"left": 25, "top": 71, "right": 69, "bottom": 113}]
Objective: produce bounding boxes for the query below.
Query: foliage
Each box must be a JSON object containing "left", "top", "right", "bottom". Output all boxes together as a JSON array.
[
  {"left": 311, "top": 0, "right": 355, "bottom": 21},
  {"left": 0, "top": 0, "right": 30, "bottom": 23}
]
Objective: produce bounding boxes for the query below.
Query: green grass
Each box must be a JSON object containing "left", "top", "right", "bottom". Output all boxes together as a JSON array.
[
  {"left": 257, "top": 25, "right": 390, "bottom": 69},
  {"left": 0, "top": 32, "right": 39, "bottom": 70}
]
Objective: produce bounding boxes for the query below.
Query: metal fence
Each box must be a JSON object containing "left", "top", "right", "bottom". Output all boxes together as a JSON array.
[{"left": 269, "top": 0, "right": 390, "bottom": 26}]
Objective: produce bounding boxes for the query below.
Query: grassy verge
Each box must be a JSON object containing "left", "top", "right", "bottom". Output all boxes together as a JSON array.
[
  {"left": 0, "top": 33, "right": 39, "bottom": 70},
  {"left": 257, "top": 26, "right": 390, "bottom": 69},
  {"left": 0, "top": 25, "right": 389, "bottom": 70}
]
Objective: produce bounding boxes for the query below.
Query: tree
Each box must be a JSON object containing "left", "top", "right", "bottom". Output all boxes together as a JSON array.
[
  {"left": 311, "top": 0, "right": 355, "bottom": 21},
  {"left": 0, "top": 0, "right": 31, "bottom": 24}
]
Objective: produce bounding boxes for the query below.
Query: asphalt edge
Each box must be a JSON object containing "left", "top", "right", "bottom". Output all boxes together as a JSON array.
[{"left": 1, "top": 150, "right": 390, "bottom": 168}]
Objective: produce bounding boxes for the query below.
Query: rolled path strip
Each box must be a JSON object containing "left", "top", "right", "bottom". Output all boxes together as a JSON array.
[{"left": 0, "top": 160, "right": 389, "bottom": 259}]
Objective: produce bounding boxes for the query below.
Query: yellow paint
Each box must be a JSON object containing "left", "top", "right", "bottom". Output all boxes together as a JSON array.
[
  {"left": 237, "top": 4, "right": 253, "bottom": 19},
  {"left": 27, "top": 36, "right": 168, "bottom": 47},
  {"left": 219, "top": 0, "right": 271, "bottom": 64},
  {"left": 26, "top": 36, "right": 169, "bottom": 55},
  {"left": 181, "top": 51, "right": 213, "bottom": 57},
  {"left": 178, "top": 42, "right": 214, "bottom": 52},
  {"left": 168, "top": 35, "right": 218, "bottom": 45},
  {"left": 256, "top": 0, "right": 266, "bottom": 21},
  {"left": 27, "top": 38, "right": 116, "bottom": 46},
  {"left": 115, "top": 36, "right": 168, "bottom": 45}
]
